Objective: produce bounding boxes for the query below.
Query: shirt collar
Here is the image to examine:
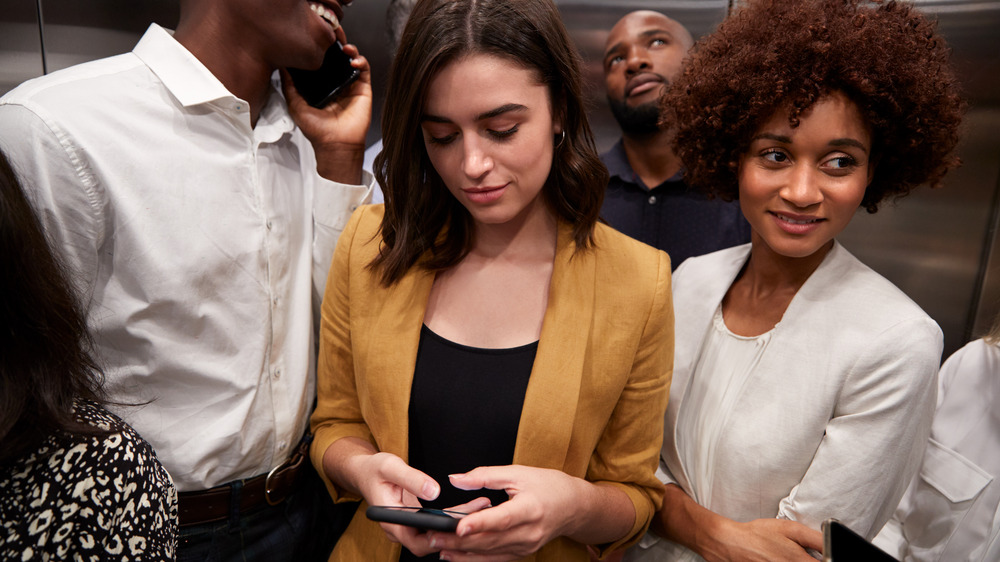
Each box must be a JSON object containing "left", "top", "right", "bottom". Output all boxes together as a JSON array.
[
  {"left": 603, "top": 137, "right": 685, "bottom": 187},
  {"left": 133, "top": 24, "right": 235, "bottom": 107},
  {"left": 132, "top": 24, "right": 295, "bottom": 139},
  {"left": 602, "top": 139, "right": 634, "bottom": 180}
]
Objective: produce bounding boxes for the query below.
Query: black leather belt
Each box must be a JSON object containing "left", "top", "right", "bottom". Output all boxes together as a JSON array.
[{"left": 178, "top": 438, "right": 310, "bottom": 527}]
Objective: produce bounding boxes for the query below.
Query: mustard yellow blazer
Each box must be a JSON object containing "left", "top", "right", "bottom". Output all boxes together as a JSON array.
[{"left": 310, "top": 205, "right": 673, "bottom": 561}]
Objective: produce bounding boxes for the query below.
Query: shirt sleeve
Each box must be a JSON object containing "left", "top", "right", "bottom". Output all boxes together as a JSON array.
[
  {"left": 775, "top": 315, "right": 942, "bottom": 539},
  {"left": 311, "top": 169, "right": 373, "bottom": 332},
  {"left": 0, "top": 101, "right": 107, "bottom": 305}
]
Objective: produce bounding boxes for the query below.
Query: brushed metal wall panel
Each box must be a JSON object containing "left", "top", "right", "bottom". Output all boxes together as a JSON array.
[
  {"left": 839, "top": 2, "right": 1000, "bottom": 356},
  {"left": 40, "top": 0, "right": 178, "bottom": 72},
  {"left": 0, "top": 1, "right": 43, "bottom": 95}
]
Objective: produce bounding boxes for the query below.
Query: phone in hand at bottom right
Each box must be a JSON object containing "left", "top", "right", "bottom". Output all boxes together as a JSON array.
[{"left": 822, "top": 519, "right": 898, "bottom": 561}]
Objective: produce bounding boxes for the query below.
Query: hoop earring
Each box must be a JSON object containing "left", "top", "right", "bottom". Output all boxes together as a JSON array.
[{"left": 555, "top": 130, "right": 566, "bottom": 149}]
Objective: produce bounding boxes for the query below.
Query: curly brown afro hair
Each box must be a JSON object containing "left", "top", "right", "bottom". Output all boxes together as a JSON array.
[{"left": 662, "top": 0, "right": 965, "bottom": 213}]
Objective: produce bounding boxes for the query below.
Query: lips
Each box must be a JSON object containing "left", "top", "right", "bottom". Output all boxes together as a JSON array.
[
  {"left": 625, "top": 73, "right": 664, "bottom": 99},
  {"left": 462, "top": 184, "right": 508, "bottom": 204},
  {"left": 770, "top": 211, "right": 825, "bottom": 235},
  {"left": 309, "top": 2, "right": 341, "bottom": 31}
]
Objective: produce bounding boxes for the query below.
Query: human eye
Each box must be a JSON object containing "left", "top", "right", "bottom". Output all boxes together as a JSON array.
[
  {"left": 821, "top": 154, "right": 859, "bottom": 174},
  {"left": 487, "top": 124, "right": 519, "bottom": 141},
  {"left": 422, "top": 125, "right": 457, "bottom": 146},
  {"left": 761, "top": 149, "right": 789, "bottom": 165},
  {"left": 427, "top": 133, "right": 457, "bottom": 145},
  {"left": 650, "top": 38, "right": 667, "bottom": 47}
]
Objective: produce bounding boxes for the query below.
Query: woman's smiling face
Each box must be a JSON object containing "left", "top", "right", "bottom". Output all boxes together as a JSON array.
[
  {"left": 738, "top": 91, "right": 875, "bottom": 260},
  {"left": 420, "top": 53, "right": 561, "bottom": 227}
]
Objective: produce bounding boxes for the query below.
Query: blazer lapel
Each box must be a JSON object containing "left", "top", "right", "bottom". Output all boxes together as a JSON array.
[
  {"left": 665, "top": 245, "right": 749, "bottom": 493},
  {"left": 513, "top": 223, "right": 595, "bottom": 470},
  {"left": 365, "top": 265, "right": 436, "bottom": 460}
]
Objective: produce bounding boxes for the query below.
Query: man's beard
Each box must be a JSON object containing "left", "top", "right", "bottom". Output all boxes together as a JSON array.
[{"left": 608, "top": 97, "right": 661, "bottom": 136}]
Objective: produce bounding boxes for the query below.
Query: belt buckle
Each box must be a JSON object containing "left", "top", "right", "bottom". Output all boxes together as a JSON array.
[{"left": 264, "top": 449, "right": 304, "bottom": 506}]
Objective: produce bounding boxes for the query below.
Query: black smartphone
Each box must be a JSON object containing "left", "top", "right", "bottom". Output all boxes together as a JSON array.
[
  {"left": 287, "top": 42, "right": 360, "bottom": 108},
  {"left": 822, "top": 519, "right": 898, "bottom": 562},
  {"left": 366, "top": 506, "right": 464, "bottom": 533}
]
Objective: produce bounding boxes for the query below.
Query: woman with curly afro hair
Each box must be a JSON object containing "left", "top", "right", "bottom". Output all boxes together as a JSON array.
[{"left": 624, "top": 1, "right": 965, "bottom": 561}]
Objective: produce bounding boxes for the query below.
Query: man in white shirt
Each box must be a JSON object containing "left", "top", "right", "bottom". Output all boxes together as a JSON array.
[{"left": 0, "top": 0, "right": 372, "bottom": 560}]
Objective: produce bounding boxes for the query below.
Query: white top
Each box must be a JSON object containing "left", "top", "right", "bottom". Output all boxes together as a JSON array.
[
  {"left": 627, "top": 242, "right": 941, "bottom": 562},
  {"left": 678, "top": 308, "right": 773, "bottom": 509},
  {"left": 0, "top": 24, "right": 373, "bottom": 491},
  {"left": 875, "top": 338, "right": 1000, "bottom": 561},
  {"left": 362, "top": 138, "right": 384, "bottom": 204}
]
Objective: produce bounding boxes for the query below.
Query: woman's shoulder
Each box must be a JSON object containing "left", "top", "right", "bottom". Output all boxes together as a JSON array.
[
  {"left": 339, "top": 203, "right": 386, "bottom": 261},
  {"left": 815, "top": 243, "right": 938, "bottom": 326},
  {"left": 0, "top": 401, "right": 177, "bottom": 561},
  {"left": 592, "top": 222, "right": 671, "bottom": 274},
  {"left": 67, "top": 401, "right": 176, "bottom": 490}
]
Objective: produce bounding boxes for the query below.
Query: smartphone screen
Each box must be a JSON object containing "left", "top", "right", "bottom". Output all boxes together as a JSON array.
[{"left": 287, "top": 42, "right": 360, "bottom": 108}]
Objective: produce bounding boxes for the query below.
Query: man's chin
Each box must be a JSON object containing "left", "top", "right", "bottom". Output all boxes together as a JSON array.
[{"left": 608, "top": 97, "right": 661, "bottom": 136}]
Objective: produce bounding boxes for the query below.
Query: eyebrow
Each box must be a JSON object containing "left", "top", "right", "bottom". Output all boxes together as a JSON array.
[
  {"left": 752, "top": 132, "right": 869, "bottom": 154},
  {"left": 604, "top": 29, "right": 673, "bottom": 61},
  {"left": 422, "top": 103, "right": 528, "bottom": 124}
]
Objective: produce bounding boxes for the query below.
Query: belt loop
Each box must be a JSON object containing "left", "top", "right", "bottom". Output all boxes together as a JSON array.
[{"left": 228, "top": 480, "right": 244, "bottom": 530}]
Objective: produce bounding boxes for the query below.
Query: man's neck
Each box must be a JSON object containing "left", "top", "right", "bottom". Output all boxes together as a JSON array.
[
  {"left": 173, "top": 15, "right": 273, "bottom": 127},
  {"left": 621, "top": 129, "right": 682, "bottom": 189}
]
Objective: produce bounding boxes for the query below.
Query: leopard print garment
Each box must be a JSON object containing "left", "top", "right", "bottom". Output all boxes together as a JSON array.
[{"left": 1, "top": 400, "right": 178, "bottom": 561}]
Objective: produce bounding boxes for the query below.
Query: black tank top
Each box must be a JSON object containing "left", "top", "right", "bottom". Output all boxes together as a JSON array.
[{"left": 400, "top": 324, "right": 537, "bottom": 561}]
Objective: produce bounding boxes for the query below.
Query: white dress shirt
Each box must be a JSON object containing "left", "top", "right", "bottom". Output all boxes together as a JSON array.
[
  {"left": 627, "top": 242, "right": 941, "bottom": 561},
  {"left": 875, "top": 338, "right": 1000, "bottom": 561},
  {"left": 0, "top": 24, "right": 372, "bottom": 491}
]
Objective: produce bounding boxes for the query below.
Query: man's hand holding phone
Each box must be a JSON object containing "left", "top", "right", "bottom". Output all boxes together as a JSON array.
[{"left": 281, "top": 27, "right": 371, "bottom": 184}]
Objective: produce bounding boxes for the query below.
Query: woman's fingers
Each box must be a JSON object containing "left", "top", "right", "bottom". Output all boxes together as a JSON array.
[{"left": 373, "top": 452, "right": 441, "bottom": 501}]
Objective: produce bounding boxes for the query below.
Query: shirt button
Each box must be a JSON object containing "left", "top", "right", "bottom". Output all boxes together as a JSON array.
[
  {"left": 648, "top": 195, "right": 657, "bottom": 205},
  {"left": 279, "top": 442, "right": 287, "bottom": 451},
  {"left": 274, "top": 368, "right": 282, "bottom": 379},
  {"left": 272, "top": 297, "right": 279, "bottom": 306},
  {"left": 266, "top": 220, "right": 272, "bottom": 230}
]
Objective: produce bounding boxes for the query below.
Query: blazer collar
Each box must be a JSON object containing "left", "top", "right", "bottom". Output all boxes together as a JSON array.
[{"left": 514, "top": 222, "right": 595, "bottom": 469}]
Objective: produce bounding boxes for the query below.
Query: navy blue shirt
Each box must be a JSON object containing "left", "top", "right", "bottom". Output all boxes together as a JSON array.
[{"left": 600, "top": 139, "right": 751, "bottom": 270}]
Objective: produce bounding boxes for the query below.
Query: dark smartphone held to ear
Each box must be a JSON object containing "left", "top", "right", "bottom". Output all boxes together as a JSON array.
[
  {"left": 288, "top": 42, "right": 360, "bottom": 108},
  {"left": 366, "top": 505, "right": 465, "bottom": 533}
]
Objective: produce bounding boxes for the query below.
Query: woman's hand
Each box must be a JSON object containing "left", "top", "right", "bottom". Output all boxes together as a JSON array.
[
  {"left": 425, "top": 465, "right": 635, "bottom": 561},
  {"left": 345, "top": 451, "right": 444, "bottom": 555},
  {"left": 323, "top": 438, "right": 451, "bottom": 556},
  {"left": 654, "top": 484, "right": 822, "bottom": 562}
]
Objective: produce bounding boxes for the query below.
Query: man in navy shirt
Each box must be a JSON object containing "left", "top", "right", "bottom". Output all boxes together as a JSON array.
[{"left": 600, "top": 11, "right": 749, "bottom": 269}]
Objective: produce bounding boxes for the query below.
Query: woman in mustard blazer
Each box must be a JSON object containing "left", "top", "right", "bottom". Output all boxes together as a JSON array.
[{"left": 308, "top": 1, "right": 673, "bottom": 560}]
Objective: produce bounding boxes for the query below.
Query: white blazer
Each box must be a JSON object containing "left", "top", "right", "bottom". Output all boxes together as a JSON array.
[
  {"left": 630, "top": 242, "right": 941, "bottom": 561},
  {"left": 875, "top": 338, "right": 1000, "bottom": 561}
]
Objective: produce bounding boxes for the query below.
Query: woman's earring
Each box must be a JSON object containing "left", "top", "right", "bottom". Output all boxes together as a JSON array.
[{"left": 555, "top": 130, "right": 566, "bottom": 149}]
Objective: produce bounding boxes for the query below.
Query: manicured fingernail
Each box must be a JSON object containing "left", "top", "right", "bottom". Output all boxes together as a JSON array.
[
  {"left": 448, "top": 473, "right": 463, "bottom": 480},
  {"left": 429, "top": 535, "right": 437, "bottom": 549},
  {"left": 423, "top": 481, "right": 440, "bottom": 499}
]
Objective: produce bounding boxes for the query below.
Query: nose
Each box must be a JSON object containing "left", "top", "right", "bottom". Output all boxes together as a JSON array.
[
  {"left": 461, "top": 135, "right": 493, "bottom": 180},
  {"left": 625, "top": 45, "right": 651, "bottom": 74},
  {"left": 780, "top": 164, "right": 824, "bottom": 208}
]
